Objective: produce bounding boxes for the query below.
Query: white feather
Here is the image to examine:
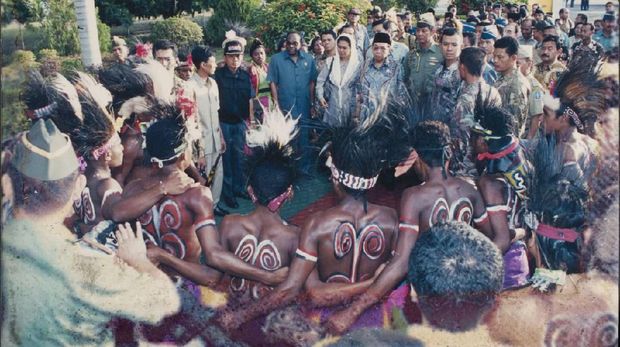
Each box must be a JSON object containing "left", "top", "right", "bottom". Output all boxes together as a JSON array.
[
  {"left": 75, "top": 71, "right": 113, "bottom": 118},
  {"left": 543, "top": 92, "right": 561, "bottom": 111},
  {"left": 52, "top": 74, "right": 83, "bottom": 120},
  {"left": 118, "top": 96, "right": 149, "bottom": 119},
  {"left": 246, "top": 107, "right": 298, "bottom": 149},
  {"left": 134, "top": 61, "right": 174, "bottom": 102}
]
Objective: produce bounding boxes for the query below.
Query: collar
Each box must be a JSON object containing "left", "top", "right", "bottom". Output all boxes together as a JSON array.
[{"left": 416, "top": 42, "right": 438, "bottom": 53}]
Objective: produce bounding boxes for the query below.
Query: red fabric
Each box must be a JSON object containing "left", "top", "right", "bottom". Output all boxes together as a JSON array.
[
  {"left": 476, "top": 139, "right": 519, "bottom": 161},
  {"left": 536, "top": 223, "right": 580, "bottom": 242}
]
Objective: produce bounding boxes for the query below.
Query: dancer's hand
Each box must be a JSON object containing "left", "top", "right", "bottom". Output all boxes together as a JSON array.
[
  {"left": 163, "top": 171, "right": 195, "bottom": 195},
  {"left": 116, "top": 222, "right": 147, "bottom": 268},
  {"left": 267, "top": 267, "right": 289, "bottom": 286}
]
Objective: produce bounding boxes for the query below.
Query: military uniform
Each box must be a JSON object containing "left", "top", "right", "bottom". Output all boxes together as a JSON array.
[
  {"left": 404, "top": 42, "right": 443, "bottom": 110},
  {"left": 522, "top": 74, "right": 544, "bottom": 137},
  {"left": 430, "top": 62, "right": 461, "bottom": 124},
  {"left": 533, "top": 60, "right": 566, "bottom": 91},
  {"left": 494, "top": 68, "right": 531, "bottom": 136},
  {"left": 452, "top": 80, "right": 502, "bottom": 175}
]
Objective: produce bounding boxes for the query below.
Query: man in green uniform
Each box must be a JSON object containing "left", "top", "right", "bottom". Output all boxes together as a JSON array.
[
  {"left": 516, "top": 45, "right": 545, "bottom": 139},
  {"left": 493, "top": 36, "right": 531, "bottom": 136}
]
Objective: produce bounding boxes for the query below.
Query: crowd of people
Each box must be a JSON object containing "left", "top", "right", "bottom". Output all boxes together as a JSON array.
[{"left": 1, "top": 2, "right": 619, "bottom": 346}]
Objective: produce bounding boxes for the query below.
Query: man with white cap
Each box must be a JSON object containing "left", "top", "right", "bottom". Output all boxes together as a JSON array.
[
  {"left": 516, "top": 45, "right": 545, "bottom": 138},
  {"left": 1, "top": 119, "right": 180, "bottom": 346}
]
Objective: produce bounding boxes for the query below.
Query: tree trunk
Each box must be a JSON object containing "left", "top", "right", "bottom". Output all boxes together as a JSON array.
[{"left": 74, "top": 0, "right": 102, "bottom": 67}]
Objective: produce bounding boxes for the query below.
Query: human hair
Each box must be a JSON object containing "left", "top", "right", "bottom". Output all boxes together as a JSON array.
[
  {"left": 287, "top": 31, "right": 301, "bottom": 40},
  {"left": 412, "top": 121, "right": 451, "bottom": 168},
  {"left": 463, "top": 31, "right": 478, "bottom": 46},
  {"left": 145, "top": 108, "right": 187, "bottom": 166},
  {"left": 448, "top": 4, "right": 456, "bottom": 11},
  {"left": 249, "top": 38, "right": 264, "bottom": 56},
  {"left": 310, "top": 37, "right": 322, "bottom": 52},
  {"left": 7, "top": 164, "right": 78, "bottom": 214},
  {"left": 153, "top": 39, "right": 177, "bottom": 55},
  {"left": 559, "top": 8, "right": 568, "bottom": 14},
  {"left": 407, "top": 221, "right": 503, "bottom": 332},
  {"left": 190, "top": 45, "right": 214, "bottom": 69},
  {"left": 582, "top": 22, "right": 595, "bottom": 31},
  {"left": 542, "top": 34, "right": 561, "bottom": 49},
  {"left": 320, "top": 30, "right": 337, "bottom": 40},
  {"left": 475, "top": 105, "right": 515, "bottom": 138},
  {"left": 576, "top": 13, "right": 588, "bottom": 23},
  {"left": 459, "top": 47, "right": 485, "bottom": 76},
  {"left": 338, "top": 24, "right": 354, "bottom": 35},
  {"left": 336, "top": 35, "right": 352, "bottom": 47},
  {"left": 521, "top": 18, "right": 534, "bottom": 27},
  {"left": 440, "top": 27, "right": 459, "bottom": 42},
  {"left": 494, "top": 36, "right": 519, "bottom": 56}
]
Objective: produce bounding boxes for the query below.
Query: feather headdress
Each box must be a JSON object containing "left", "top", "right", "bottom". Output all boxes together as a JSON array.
[
  {"left": 22, "top": 71, "right": 83, "bottom": 136},
  {"left": 71, "top": 72, "right": 117, "bottom": 161},
  {"left": 245, "top": 108, "right": 299, "bottom": 206},
  {"left": 98, "top": 63, "right": 151, "bottom": 116},
  {"left": 542, "top": 57, "right": 608, "bottom": 134}
]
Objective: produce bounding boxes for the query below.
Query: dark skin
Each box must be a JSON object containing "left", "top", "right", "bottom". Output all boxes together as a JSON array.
[
  {"left": 471, "top": 134, "right": 519, "bottom": 254},
  {"left": 115, "top": 114, "right": 206, "bottom": 187},
  {"left": 218, "top": 195, "right": 299, "bottom": 304},
  {"left": 218, "top": 179, "right": 396, "bottom": 331},
  {"left": 146, "top": 152, "right": 289, "bottom": 287},
  {"left": 324, "top": 156, "right": 492, "bottom": 334},
  {"left": 74, "top": 133, "right": 195, "bottom": 236}
]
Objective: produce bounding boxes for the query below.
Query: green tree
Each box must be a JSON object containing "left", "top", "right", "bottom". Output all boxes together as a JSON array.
[
  {"left": 205, "top": 0, "right": 260, "bottom": 45},
  {"left": 250, "top": 0, "right": 371, "bottom": 52},
  {"left": 150, "top": 17, "right": 204, "bottom": 51},
  {"left": 397, "top": 0, "right": 439, "bottom": 13},
  {"left": 42, "top": 0, "right": 80, "bottom": 55},
  {"left": 2, "top": 0, "right": 45, "bottom": 49}
]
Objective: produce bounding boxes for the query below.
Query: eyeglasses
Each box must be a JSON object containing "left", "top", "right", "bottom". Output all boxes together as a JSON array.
[{"left": 286, "top": 41, "right": 300, "bottom": 46}]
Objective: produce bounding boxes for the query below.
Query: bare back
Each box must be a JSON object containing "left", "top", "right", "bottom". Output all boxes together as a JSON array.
[
  {"left": 219, "top": 210, "right": 299, "bottom": 303},
  {"left": 309, "top": 201, "right": 398, "bottom": 284},
  {"left": 401, "top": 176, "right": 487, "bottom": 234},
  {"left": 138, "top": 184, "right": 213, "bottom": 264}
]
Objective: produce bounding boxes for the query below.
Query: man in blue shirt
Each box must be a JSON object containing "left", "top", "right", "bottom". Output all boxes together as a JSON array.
[
  {"left": 594, "top": 13, "right": 618, "bottom": 54},
  {"left": 214, "top": 39, "right": 255, "bottom": 208},
  {"left": 267, "top": 31, "right": 318, "bottom": 175}
]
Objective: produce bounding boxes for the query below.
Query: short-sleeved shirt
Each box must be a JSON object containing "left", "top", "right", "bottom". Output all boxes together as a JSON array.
[
  {"left": 1, "top": 219, "right": 180, "bottom": 346},
  {"left": 267, "top": 51, "right": 318, "bottom": 119},
  {"left": 571, "top": 39, "right": 606, "bottom": 61},
  {"left": 523, "top": 74, "right": 544, "bottom": 137},
  {"left": 214, "top": 66, "right": 255, "bottom": 124},
  {"left": 593, "top": 30, "right": 618, "bottom": 53},
  {"left": 534, "top": 60, "right": 566, "bottom": 91}
]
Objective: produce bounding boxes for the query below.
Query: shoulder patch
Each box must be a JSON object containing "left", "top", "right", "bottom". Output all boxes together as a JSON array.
[{"left": 533, "top": 90, "right": 542, "bottom": 100}]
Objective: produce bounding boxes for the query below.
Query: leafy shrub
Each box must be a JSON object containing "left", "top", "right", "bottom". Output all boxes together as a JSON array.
[
  {"left": 12, "top": 50, "right": 37, "bottom": 67},
  {"left": 60, "top": 56, "right": 84, "bottom": 75},
  {"left": 250, "top": 0, "right": 371, "bottom": 52},
  {"left": 397, "top": 0, "right": 439, "bottom": 13},
  {"left": 42, "top": 0, "right": 80, "bottom": 56},
  {"left": 205, "top": 0, "right": 260, "bottom": 46},
  {"left": 37, "top": 48, "right": 59, "bottom": 61},
  {"left": 98, "top": 18, "right": 112, "bottom": 53},
  {"left": 150, "top": 17, "right": 204, "bottom": 51}
]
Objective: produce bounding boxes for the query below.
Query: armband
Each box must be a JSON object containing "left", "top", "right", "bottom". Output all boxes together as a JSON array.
[
  {"left": 295, "top": 248, "right": 318, "bottom": 263},
  {"left": 398, "top": 222, "right": 419, "bottom": 234},
  {"left": 194, "top": 218, "right": 216, "bottom": 233},
  {"left": 473, "top": 211, "right": 489, "bottom": 224}
]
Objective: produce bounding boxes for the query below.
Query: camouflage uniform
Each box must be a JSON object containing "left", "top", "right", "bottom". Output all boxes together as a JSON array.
[
  {"left": 533, "top": 60, "right": 566, "bottom": 91},
  {"left": 494, "top": 67, "right": 531, "bottom": 136},
  {"left": 452, "top": 80, "right": 502, "bottom": 176},
  {"left": 430, "top": 62, "right": 461, "bottom": 124},
  {"left": 522, "top": 74, "right": 544, "bottom": 138}
]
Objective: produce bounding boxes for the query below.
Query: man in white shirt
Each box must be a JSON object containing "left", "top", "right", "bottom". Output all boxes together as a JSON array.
[{"left": 188, "top": 45, "right": 228, "bottom": 216}]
